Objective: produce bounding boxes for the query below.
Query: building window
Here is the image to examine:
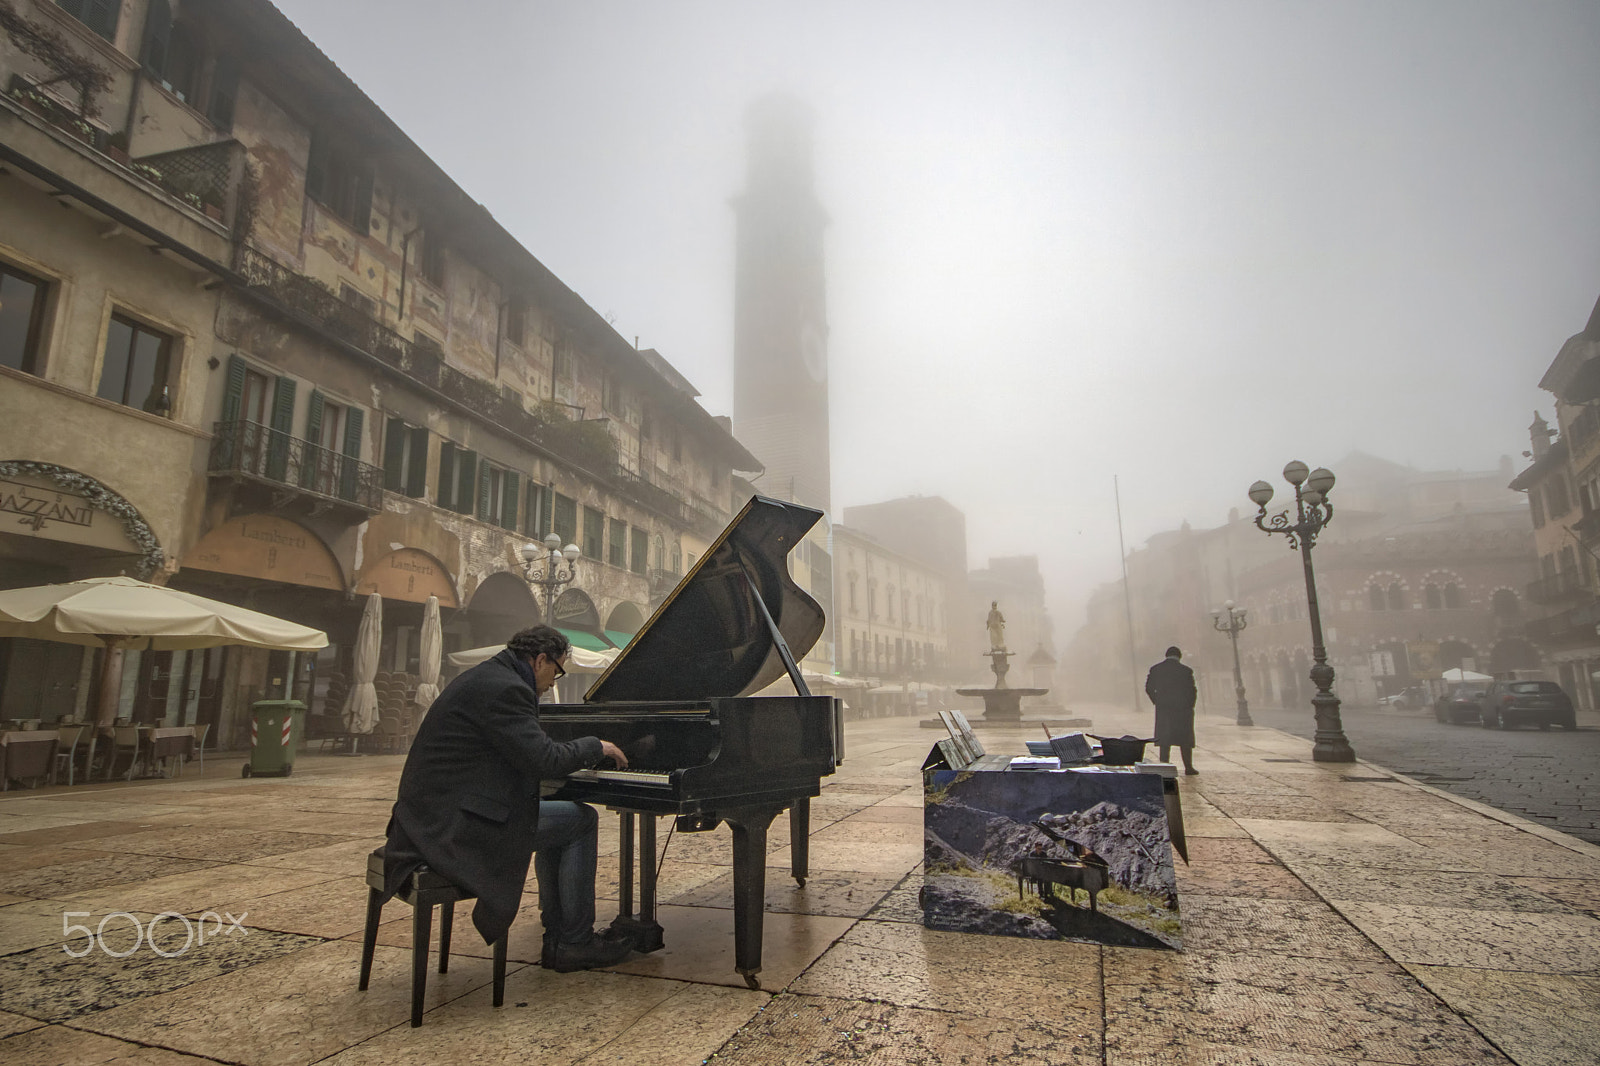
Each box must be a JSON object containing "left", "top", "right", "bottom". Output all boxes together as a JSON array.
[
  {"left": 848, "top": 575, "right": 858, "bottom": 613},
  {"left": 1369, "top": 584, "right": 1385, "bottom": 611},
  {"left": 1425, "top": 584, "right": 1442, "bottom": 610},
  {"left": 524, "top": 483, "right": 551, "bottom": 538},
  {"left": 868, "top": 581, "right": 877, "bottom": 619},
  {"left": 553, "top": 492, "right": 577, "bottom": 547},
  {"left": 418, "top": 228, "right": 446, "bottom": 287},
  {"left": 306, "top": 134, "right": 373, "bottom": 231},
  {"left": 608, "top": 517, "right": 627, "bottom": 567},
  {"left": 1529, "top": 489, "right": 1546, "bottom": 528},
  {"left": 436, "top": 441, "right": 477, "bottom": 515},
  {"left": 1387, "top": 583, "right": 1406, "bottom": 610},
  {"left": 601, "top": 371, "right": 621, "bottom": 415},
  {"left": 1548, "top": 476, "right": 1572, "bottom": 519},
  {"left": 97, "top": 314, "right": 173, "bottom": 414},
  {"left": 478, "top": 463, "right": 520, "bottom": 531},
  {"left": 0, "top": 262, "right": 48, "bottom": 375},
  {"left": 886, "top": 585, "right": 896, "bottom": 622},
  {"left": 582, "top": 506, "right": 604, "bottom": 560},
  {"left": 670, "top": 541, "right": 681, "bottom": 574},
  {"left": 56, "top": 0, "right": 119, "bottom": 42},
  {"left": 505, "top": 298, "right": 526, "bottom": 347},
  {"left": 382, "top": 417, "right": 429, "bottom": 497},
  {"left": 630, "top": 526, "right": 648, "bottom": 574},
  {"left": 1444, "top": 583, "right": 1462, "bottom": 609},
  {"left": 1492, "top": 588, "right": 1519, "bottom": 618}
]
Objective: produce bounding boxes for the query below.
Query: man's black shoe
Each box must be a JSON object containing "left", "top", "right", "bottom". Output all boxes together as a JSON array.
[
  {"left": 1184, "top": 767, "right": 1200, "bottom": 775},
  {"left": 546, "top": 932, "right": 633, "bottom": 973}
]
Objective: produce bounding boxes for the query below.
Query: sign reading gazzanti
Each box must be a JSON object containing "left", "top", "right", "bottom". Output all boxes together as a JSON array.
[{"left": 0, "top": 474, "right": 141, "bottom": 553}]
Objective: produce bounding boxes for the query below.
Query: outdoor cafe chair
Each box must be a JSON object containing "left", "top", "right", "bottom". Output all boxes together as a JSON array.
[
  {"left": 2, "top": 731, "right": 59, "bottom": 790},
  {"left": 53, "top": 725, "right": 87, "bottom": 786},
  {"left": 191, "top": 723, "right": 210, "bottom": 774},
  {"left": 106, "top": 725, "right": 143, "bottom": 782}
]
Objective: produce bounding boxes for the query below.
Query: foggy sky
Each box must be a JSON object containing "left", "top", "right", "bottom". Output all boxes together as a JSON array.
[{"left": 271, "top": 0, "right": 1600, "bottom": 635}]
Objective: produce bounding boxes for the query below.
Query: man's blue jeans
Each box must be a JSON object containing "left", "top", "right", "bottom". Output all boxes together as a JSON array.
[{"left": 532, "top": 800, "right": 599, "bottom": 945}]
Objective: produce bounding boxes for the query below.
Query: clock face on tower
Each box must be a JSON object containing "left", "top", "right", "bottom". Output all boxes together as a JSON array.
[{"left": 800, "top": 321, "right": 827, "bottom": 384}]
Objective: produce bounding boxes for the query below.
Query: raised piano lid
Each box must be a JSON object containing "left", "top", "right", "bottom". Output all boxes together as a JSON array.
[{"left": 583, "top": 495, "right": 826, "bottom": 703}]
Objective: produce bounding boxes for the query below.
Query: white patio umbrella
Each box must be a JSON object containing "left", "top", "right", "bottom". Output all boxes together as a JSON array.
[
  {"left": 447, "top": 643, "right": 618, "bottom": 671},
  {"left": 413, "top": 594, "right": 442, "bottom": 715},
  {"left": 344, "top": 592, "right": 382, "bottom": 736},
  {"left": 0, "top": 575, "right": 327, "bottom": 728},
  {"left": 1441, "top": 667, "right": 1492, "bottom": 682}
]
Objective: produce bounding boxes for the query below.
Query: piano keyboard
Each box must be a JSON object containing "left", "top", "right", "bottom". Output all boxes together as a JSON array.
[{"left": 566, "top": 768, "right": 672, "bottom": 787}]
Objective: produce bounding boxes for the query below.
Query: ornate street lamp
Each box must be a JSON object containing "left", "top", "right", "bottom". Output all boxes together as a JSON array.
[
  {"left": 1249, "top": 461, "right": 1355, "bottom": 762},
  {"left": 1210, "top": 600, "right": 1253, "bottom": 727},
  {"left": 520, "top": 532, "right": 582, "bottom": 623}
]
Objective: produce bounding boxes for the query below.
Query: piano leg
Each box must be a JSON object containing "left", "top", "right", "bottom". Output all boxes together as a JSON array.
[
  {"left": 789, "top": 798, "right": 810, "bottom": 887},
  {"left": 724, "top": 803, "right": 784, "bottom": 989},
  {"left": 608, "top": 810, "right": 666, "bottom": 953}
]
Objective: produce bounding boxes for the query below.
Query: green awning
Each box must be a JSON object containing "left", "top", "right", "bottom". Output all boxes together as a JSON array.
[
  {"left": 557, "top": 627, "right": 611, "bottom": 652},
  {"left": 604, "top": 629, "right": 635, "bottom": 648}
]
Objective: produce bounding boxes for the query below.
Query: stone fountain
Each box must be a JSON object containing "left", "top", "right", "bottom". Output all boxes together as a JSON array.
[{"left": 957, "top": 601, "right": 1048, "bottom": 723}]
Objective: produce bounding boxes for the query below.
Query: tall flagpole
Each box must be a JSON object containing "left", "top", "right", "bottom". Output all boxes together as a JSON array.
[{"left": 1115, "top": 476, "right": 1140, "bottom": 712}]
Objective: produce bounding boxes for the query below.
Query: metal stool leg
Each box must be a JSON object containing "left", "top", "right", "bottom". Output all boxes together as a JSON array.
[
  {"left": 492, "top": 934, "right": 507, "bottom": 1007},
  {"left": 358, "top": 887, "right": 383, "bottom": 990},
  {"left": 410, "top": 900, "right": 432, "bottom": 1027},
  {"left": 438, "top": 901, "right": 453, "bottom": 973}
]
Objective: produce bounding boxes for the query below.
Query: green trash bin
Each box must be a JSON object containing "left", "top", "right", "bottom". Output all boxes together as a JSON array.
[{"left": 244, "top": 700, "right": 306, "bottom": 778}]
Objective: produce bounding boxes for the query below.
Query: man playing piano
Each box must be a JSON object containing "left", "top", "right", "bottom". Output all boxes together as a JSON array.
[{"left": 380, "top": 625, "right": 635, "bottom": 972}]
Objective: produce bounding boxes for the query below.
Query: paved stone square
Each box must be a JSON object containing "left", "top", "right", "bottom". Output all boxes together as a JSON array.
[{"left": 2, "top": 706, "right": 1598, "bottom": 1064}]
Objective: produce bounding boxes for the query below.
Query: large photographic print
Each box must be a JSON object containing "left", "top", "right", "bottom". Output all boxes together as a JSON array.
[{"left": 923, "top": 770, "right": 1182, "bottom": 949}]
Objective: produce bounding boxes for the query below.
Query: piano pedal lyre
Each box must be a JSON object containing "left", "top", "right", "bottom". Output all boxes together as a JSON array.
[{"left": 675, "top": 813, "right": 721, "bottom": 833}]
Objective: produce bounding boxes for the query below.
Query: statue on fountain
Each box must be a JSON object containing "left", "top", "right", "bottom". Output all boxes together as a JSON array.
[{"left": 986, "top": 601, "right": 1006, "bottom": 651}]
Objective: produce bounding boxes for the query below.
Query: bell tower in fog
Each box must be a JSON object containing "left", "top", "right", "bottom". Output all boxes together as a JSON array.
[{"left": 732, "top": 94, "right": 830, "bottom": 515}]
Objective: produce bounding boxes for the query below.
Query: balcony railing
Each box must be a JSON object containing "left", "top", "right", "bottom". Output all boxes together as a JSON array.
[
  {"left": 1525, "top": 571, "right": 1592, "bottom": 606},
  {"left": 208, "top": 420, "right": 382, "bottom": 512}
]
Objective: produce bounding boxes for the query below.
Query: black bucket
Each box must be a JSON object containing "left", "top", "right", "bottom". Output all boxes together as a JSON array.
[{"left": 1091, "top": 734, "right": 1153, "bottom": 765}]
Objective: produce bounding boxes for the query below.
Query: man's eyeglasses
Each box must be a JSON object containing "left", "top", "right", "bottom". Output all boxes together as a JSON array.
[{"left": 550, "top": 657, "right": 567, "bottom": 681}]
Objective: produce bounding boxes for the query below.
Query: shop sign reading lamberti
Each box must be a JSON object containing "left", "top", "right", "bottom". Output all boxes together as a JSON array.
[
  {"left": 183, "top": 515, "right": 343, "bottom": 590},
  {"left": 0, "top": 473, "right": 143, "bottom": 554},
  {"left": 355, "top": 549, "right": 459, "bottom": 607}
]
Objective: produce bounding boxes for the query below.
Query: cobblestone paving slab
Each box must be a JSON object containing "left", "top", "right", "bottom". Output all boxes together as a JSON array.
[
  {"left": 1506, "top": 876, "right": 1600, "bottom": 916},
  {"left": 71, "top": 827, "right": 348, "bottom": 864},
  {"left": 1102, "top": 950, "right": 1509, "bottom": 1064},
  {"left": 1188, "top": 796, "right": 1364, "bottom": 823},
  {"left": 0, "top": 898, "right": 155, "bottom": 957},
  {"left": 238, "top": 837, "right": 386, "bottom": 875},
  {"left": 0, "top": 853, "right": 220, "bottom": 900},
  {"left": 61, "top": 862, "right": 338, "bottom": 917},
  {"left": 73, "top": 940, "right": 505, "bottom": 1066},
  {"left": 1174, "top": 859, "right": 1319, "bottom": 900},
  {"left": 710, "top": 992, "right": 1103, "bottom": 1065},
  {"left": 864, "top": 871, "right": 924, "bottom": 924},
  {"left": 1401, "top": 965, "right": 1600, "bottom": 1066},
  {"left": 0, "top": 1009, "right": 44, "bottom": 1039},
  {"left": 0, "top": 1025, "right": 222, "bottom": 1065},
  {"left": 1182, "top": 838, "right": 1280, "bottom": 865},
  {"left": 1106, "top": 1040, "right": 1456, "bottom": 1065},
  {"left": 666, "top": 866, "right": 901, "bottom": 917},
  {"left": 0, "top": 926, "right": 317, "bottom": 1020},
  {"left": 1292, "top": 865, "right": 1583, "bottom": 913},
  {"left": 214, "top": 875, "right": 377, "bottom": 940},
  {"left": 320, "top": 970, "right": 764, "bottom": 1066},
  {"left": 1175, "top": 896, "right": 1390, "bottom": 960},
  {"left": 1333, "top": 902, "right": 1600, "bottom": 973},
  {"left": 791, "top": 918, "right": 1102, "bottom": 1024}
]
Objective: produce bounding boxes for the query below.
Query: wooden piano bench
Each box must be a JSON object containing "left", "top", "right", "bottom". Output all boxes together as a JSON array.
[{"left": 359, "top": 847, "right": 507, "bottom": 1027}]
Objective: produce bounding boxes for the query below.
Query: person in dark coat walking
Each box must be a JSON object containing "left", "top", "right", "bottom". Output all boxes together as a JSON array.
[
  {"left": 382, "top": 625, "right": 633, "bottom": 972},
  {"left": 1145, "top": 645, "right": 1199, "bottom": 775}
]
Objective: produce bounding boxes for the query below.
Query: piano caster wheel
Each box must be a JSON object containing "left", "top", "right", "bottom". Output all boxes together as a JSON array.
[{"left": 743, "top": 973, "right": 761, "bottom": 990}]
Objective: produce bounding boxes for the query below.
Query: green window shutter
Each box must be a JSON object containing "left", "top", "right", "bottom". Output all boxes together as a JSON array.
[
  {"left": 304, "top": 391, "right": 325, "bottom": 447},
  {"left": 631, "top": 525, "right": 648, "bottom": 574},
  {"left": 437, "top": 441, "right": 455, "bottom": 507},
  {"left": 353, "top": 170, "right": 374, "bottom": 233},
  {"left": 207, "top": 54, "right": 240, "bottom": 129},
  {"left": 220, "top": 354, "right": 246, "bottom": 424},
  {"left": 406, "top": 426, "right": 428, "bottom": 497},
  {"left": 270, "top": 377, "right": 296, "bottom": 433},
  {"left": 342, "top": 407, "right": 363, "bottom": 458},
  {"left": 477, "top": 465, "right": 492, "bottom": 520},
  {"left": 338, "top": 407, "right": 363, "bottom": 502},
  {"left": 382, "top": 417, "right": 406, "bottom": 492},
  {"left": 141, "top": 0, "right": 171, "bottom": 74},
  {"left": 306, "top": 135, "right": 328, "bottom": 203},
  {"left": 502, "top": 473, "right": 520, "bottom": 532},
  {"left": 457, "top": 451, "right": 477, "bottom": 514}
]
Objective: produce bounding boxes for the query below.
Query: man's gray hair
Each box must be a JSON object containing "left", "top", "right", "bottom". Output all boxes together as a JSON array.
[{"left": 507, "top": 625, "right": 570, "bottom": 663}]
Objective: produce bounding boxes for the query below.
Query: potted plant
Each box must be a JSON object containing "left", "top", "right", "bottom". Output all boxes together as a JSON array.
[
  {"left": 201, "top": 195, "right": 225, "bottom": 221},
  {"left": 106, "top": 130, "right": 130, "bottom": 165}
]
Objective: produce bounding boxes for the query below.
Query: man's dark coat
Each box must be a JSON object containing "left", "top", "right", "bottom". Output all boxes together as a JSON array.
[
  {"left": 1144, "top": 655, "right": 1197, "bottom": 747},
  {"left": 382, "top": 649, "right": 602, "bottom": 944}
]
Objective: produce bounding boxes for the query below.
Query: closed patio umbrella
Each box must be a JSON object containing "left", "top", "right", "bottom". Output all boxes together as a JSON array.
[
  {"left": 345, "top": 592, "right": 382, "bottom": 736},
  {"left": 0, "top": 575, "right": 327, "bottom": 729},
  {"left": 413, "top": 594, "right": 442, "bottom": 716}
]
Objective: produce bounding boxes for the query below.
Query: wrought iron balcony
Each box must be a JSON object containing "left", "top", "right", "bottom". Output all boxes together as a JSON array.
[
  {"left": 208, "top": 420, "right": 382, "bottom": 513},
  {"left": 1525, "top": 571, "right": 1592, "bottom": 606}
]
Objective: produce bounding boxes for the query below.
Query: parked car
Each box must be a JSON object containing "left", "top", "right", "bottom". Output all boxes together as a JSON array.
[
  {"left": 1478, "top": 680, "right": 1578, "bottom": 731},
  {"left": 1435, "top": 685, "right": 1487, "bottom": 724},
  {"left": 1382, "top": 686, "right": 1429, "bottom": 710}
]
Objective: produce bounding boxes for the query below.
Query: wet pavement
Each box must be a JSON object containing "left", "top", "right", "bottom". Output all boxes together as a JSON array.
[{"left": 1, "top": 704, "right": 1597, "bottom": 1064}]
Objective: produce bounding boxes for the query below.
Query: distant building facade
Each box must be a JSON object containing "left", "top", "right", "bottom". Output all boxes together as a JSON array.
[
  {"left": 0, "top": 0, "right": 759, "bottom": 740},
  {"left": 832, "top": 525, "right": 949, "bottom": 683}
]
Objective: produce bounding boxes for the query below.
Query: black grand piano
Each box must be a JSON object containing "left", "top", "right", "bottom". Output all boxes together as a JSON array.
[{"left": 540, "top": 495, "right": 843, "bottom": 987}]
